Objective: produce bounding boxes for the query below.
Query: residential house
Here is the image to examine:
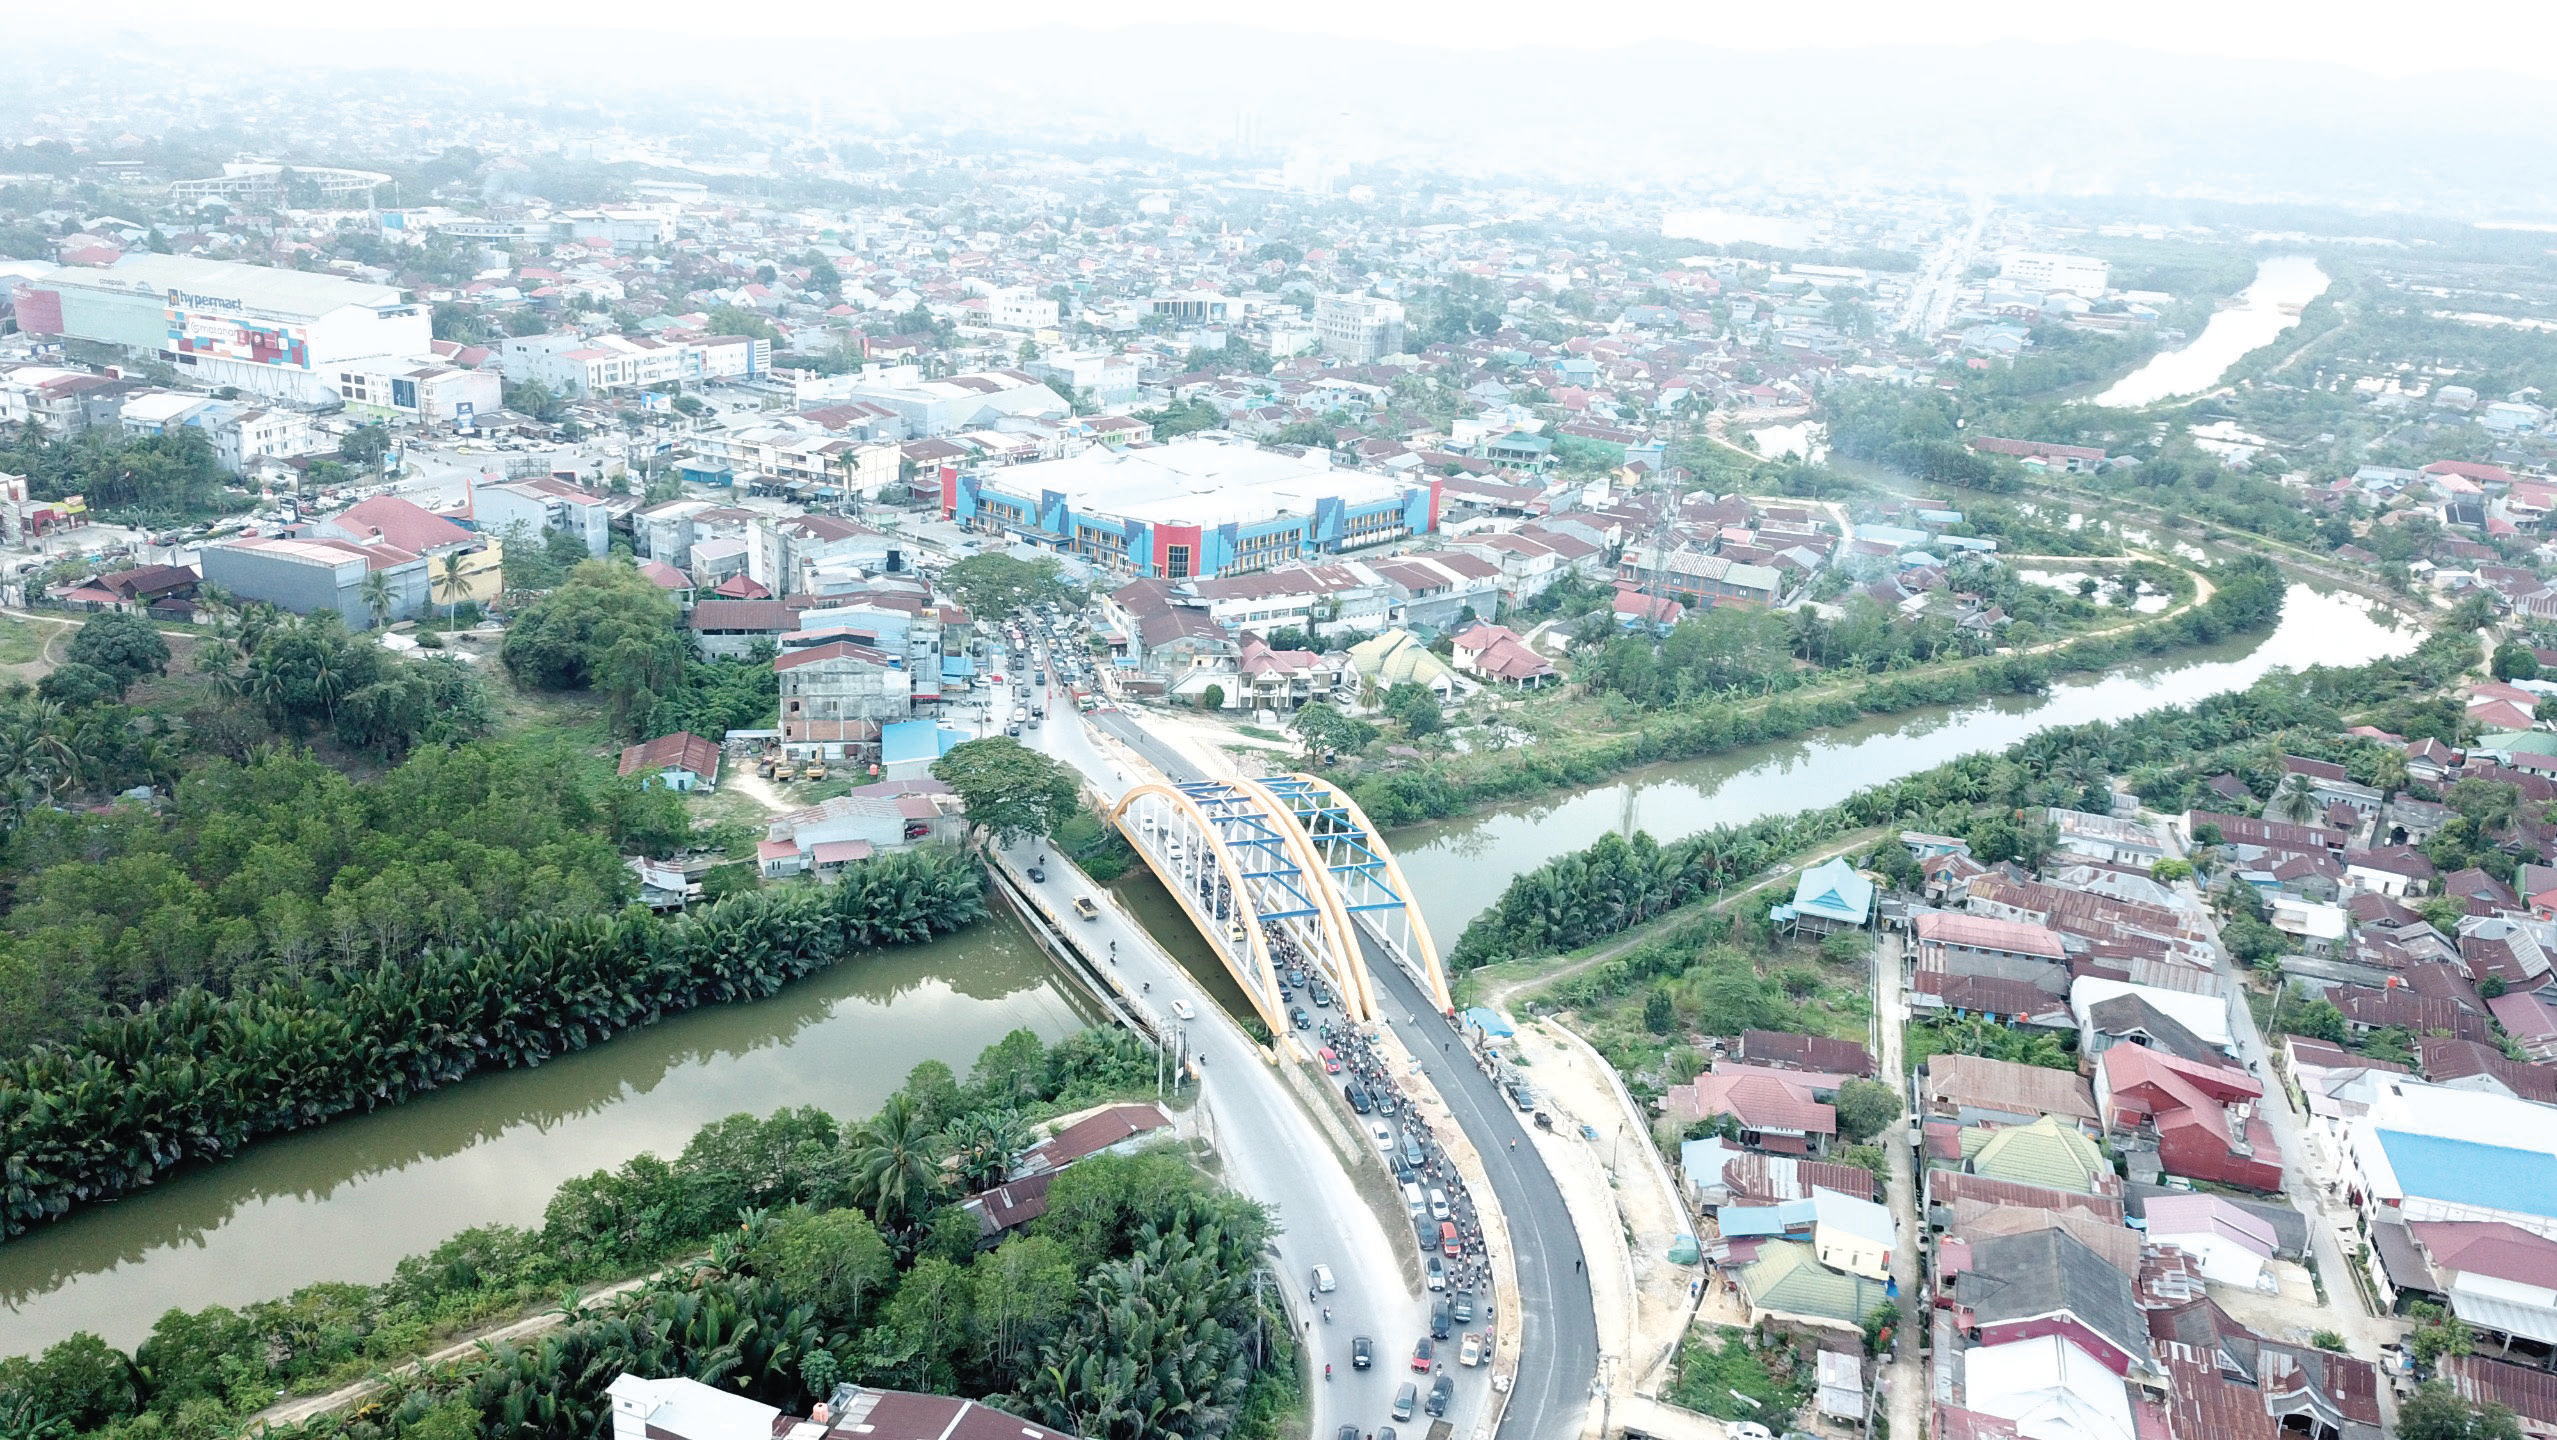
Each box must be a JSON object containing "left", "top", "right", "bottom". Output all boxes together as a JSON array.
[
  {"left": 1661, "top": 1063, "right": 1844, "bottom": 1155},
  {"left": 1779, "top": 857, "right": 1875, "bottom": 937},
  {"left": 603, "top": 1375, "right": 1078, "bottom": 1440},
  {"left": 2093, "top": 1045, "right": 2283, "bottom": 1193},
  {"left": 1941, "top": 1228, "right": 2152, "bottom": 1375},
  {"left": 1734, "top": 1238, "right": 1893, "bottom": 1334},
  {"left": 775, "top": 639, "right": 914, "bottom": 764},
  {"left": 1920, "top": 1055, "right": 2100, "bottom": 1132},
  {"left": 616, "top": 732, "right": 721, "bottom": 791}
]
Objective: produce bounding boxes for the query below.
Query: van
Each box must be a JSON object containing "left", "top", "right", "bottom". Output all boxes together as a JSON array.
[
  {"left": 1403, "top": 1182, "right": 1426, "bottom": 1215},
  {"left": 1439, "top": 1221, "right": 1460, "bottom": 1257}
]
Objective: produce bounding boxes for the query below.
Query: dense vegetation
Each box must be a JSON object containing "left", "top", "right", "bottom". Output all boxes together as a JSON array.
[
  {"left": 0, "top": 424, "right": 237, "bottom": 525},
  {"left": 0, "top": 844, "right": 985, "bottom": 1238},
  {"left": 0, "top": 738, "right": 680, "bottom": 1048},
  {"left": 0, "top": 1028, "right": 1290, "bottom": 1440},
  {"left": 1345, "top": 553, "right": 2288, "bottom": 829},
  {"left": 502, "top": 562, "right": 690, "bottom": 740},
  {"left": 1452, "top": 624, "right": 2470, "bottom": 965}
]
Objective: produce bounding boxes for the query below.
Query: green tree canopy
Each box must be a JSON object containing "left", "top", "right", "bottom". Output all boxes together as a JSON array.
[
  {"left": 939, "top": 553, "right": 1085, "bottom": 619},
  {"left": 1833, "top": 1078, "right": 1902, "bottom": 1142},
  {"left": 64, "top": 612, "right": 169, "bottom": 697},
  {"left": 932, "top": 738, "right": 1082, "bottom": 849},
  {"left": 501, "top": 561, "right": 688, "bottom": 737}
]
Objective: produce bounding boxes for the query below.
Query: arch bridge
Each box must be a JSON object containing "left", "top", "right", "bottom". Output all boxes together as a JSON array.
[{"left": 1109, "top": 774, "right": 1451, "bottom": 1037}]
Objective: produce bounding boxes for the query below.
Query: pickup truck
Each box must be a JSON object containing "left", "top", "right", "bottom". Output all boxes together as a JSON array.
[{"left": 1072, "top": 896, "right": 1099, "bottom": 920}]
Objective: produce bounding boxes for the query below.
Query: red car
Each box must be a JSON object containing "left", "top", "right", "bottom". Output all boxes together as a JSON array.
[
  {"left": 1319, "top": 1046, "right": 1341, "bottom": 1074},
  {"left": 1411, "top": 1338, "right": 1434, "bottom": 1372}
]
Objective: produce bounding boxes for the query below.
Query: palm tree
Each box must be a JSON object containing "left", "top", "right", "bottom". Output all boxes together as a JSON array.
[
  {"left": 2271, "top": 772, "right": 2317, "bottom": 825},
  {"left": 847, "top": 1092, "right": 945, "bottom": 1231},
  {"left": 359, "top": 570, "right": 393, "bottom": 631},
  {"left": 948, "top": 1108, "right": 1031, "bottom": 1191},
  {"left": 435, "top": 552, "right": 469, "bottom": 625}
]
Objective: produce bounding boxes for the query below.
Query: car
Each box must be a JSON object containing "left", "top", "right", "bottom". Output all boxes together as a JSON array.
[
  {"left": 1409, "top": 1339, "right": 1433, "bottom": 1372},
  {"left": 1430, "top": 1301, "right": 1451, "bottom": 1339},
  {"left": 1401, "top": 1136, "right": 1425, "bottom": 1169},
  {"left": 1337, "top": 1428, "right": 1357, "bottom": 1440},
  {"left": 1439, "top": 1221, "right": 1460, "bottom": 1257},
  {"left": 1425, "top": 1375, "right": 1453, "bottom": 1417},
  {"left": 1425, "top": 1256, "right": 1446, "bottom": 1290},
  {"left": 1451, "top": 1290, "right": 1475, "bottom": 1324},
  {"left": 1350, "top": 1335, "right": 1373, "bottom": 1370},
  {"left": 1170, "top": 999, "right": 1196, "bottom": 1021},
  {"left": 1391, "top": 1384, "right": 1418, "bottom": 1422},
  {"left": 1025, "top": 865, "right": 1047, "bottom": 883},
  {"left": 1505, "top": 1080, "right": 1535, "bottom": 1111},
  {"left": 1292, "top": 1007, "right": 1313, "bottom": 1030},
  {"left": 1310, "top": 1263, "right": 1336, "bottom": 1294},
  {"left": 1395, "top": 1160, "right": 1417, "bottom": 1186},
  {"left": 1376, "top": 1429, "right": 1395, "bottom": 1440},
  {"left": 1427, "top": 1187, "right": 1450, "bottom": 1221},
  {"left": 1369, "top": 1120, "right": 1394, "bottom": 1151},
  {"left": 1726, "top": 1425, "right": 1773, "bottom": 1440},
  {"left": 1072, "top": 896, "right": 1099, "bottom": 920},
  {"left": 1346, "top": 1082, "right": 1372, "bottom": 1113},
  {"left": 1006, "top": 724, "right": 1022, "bottom": 737},
  {"left": 1459, "top": 1332, "right": 1483, "bottom": 1367},
  {"left": 1319, "top": 1046, "right": 1341, "bottom": 1074}
]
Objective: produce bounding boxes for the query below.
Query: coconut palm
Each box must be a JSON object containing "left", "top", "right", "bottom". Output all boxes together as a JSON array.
[
  {"left": 947, "top": 1107, "right": 1032, "bottom": 1191},
  {"left": 435, "top": 552, "right": 469, "bottom": 625},
  {"left": 2270, "top": 772, "right": 2318, "bottom": 825},
  {"left": 846, "top": 1091, "right": 945, "bottom": 1231},
  {"left": 360, "top": 570, "right": 393, "bottom": 631}
]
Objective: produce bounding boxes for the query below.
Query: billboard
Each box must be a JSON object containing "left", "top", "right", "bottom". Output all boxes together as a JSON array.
[{"left": 165, "top": 293, "right": 310, "bottom": 369}]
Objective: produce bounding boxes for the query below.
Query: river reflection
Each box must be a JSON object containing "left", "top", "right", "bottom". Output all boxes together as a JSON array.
[
  {"left": 0, "top": 920, "right": 1097, "bottom": 1353},
  {"left": 1395, "top": 585, "right": 2414, "bottom": 944}
]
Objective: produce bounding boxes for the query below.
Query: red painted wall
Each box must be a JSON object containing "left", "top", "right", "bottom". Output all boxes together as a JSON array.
[
  {"left": 1153, "top": 524, "right": 1202, "bottom": 577},
  {"left": 1976, "top": 1316, "right": 2136, "bottom": 1375}
]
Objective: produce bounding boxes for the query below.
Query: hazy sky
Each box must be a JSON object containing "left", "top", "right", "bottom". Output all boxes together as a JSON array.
[{"left": 27, "top": 0, "right": 2557, "bottom": 78}]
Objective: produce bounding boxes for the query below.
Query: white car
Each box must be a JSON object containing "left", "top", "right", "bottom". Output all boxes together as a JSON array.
[
  {"left": 1311, "top": 1263, "right": 1336, "bottom": 1294},
  {"left": 1727, "top": 1424, "right": 1774, "bottom": 1440},
  {"left": 1370, "top": 1120, "right": 1394, "bottom": 1151},
  {"left": 1170, "top": 999, "right": 1196, "bottom": 1021}
]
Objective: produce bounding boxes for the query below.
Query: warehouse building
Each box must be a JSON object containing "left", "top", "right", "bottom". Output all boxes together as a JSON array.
[
  {"left": 199, "top": 535, "right": 431, "bottom": 629},
  {"left": 12, "top": 255, "right": 431, "bottom": 406},
  {"left": 949, "top": 434, "right": 1439, "bottom": 580}
]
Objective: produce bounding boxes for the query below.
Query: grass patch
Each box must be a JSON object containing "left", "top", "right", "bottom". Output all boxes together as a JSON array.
[
  {"left": 0, "top": 617, "right": 45, "bottom": 666},
  {"left": 1668, "top": 1326, "right": 1812, "bottom": 1427}
]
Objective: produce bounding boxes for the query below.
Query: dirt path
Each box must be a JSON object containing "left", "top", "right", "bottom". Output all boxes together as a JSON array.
[
  {"left": 723, "top": 768, "right": 796, "bottom": 816},
  {"left": 248, "top": 1271, "right": 661, "bottom": 1429},
  {"left": 1873, "top": 931, "right": 1923, "bottom": 1440}
]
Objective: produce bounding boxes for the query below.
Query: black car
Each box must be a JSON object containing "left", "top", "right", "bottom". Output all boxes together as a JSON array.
[
  {"left": 1430, "top": 1301, "right": 1451, "bottom": 1339},
  {"left": 1291, "top": 1007, "right": 1312, "bottom": 1030},
  {"left": 1346, "top": 1082, "right": 1372, "bottom": 1114},
  {"left": 1396, "top": 1160, "right": 1417, "bottom": 1186},
  {"left": 1451, "top": 1290, "right": 1475, "bottom": 1324},
  {"left": 1350, "top": 1335, "right": 1373, "bottom": 1370},
  {"left": 1337, "top": 1427, "right": 1358, "bottom": 1440},
  {"left": 1425, "top": 1375, "right": 1453, "bottom": 1418},
  {"left": 1006, "top": 724, "right": 1023, "bottom": 737},
  {"left": 1025, "top": 865, "right": 1047, "bottom": 883}
]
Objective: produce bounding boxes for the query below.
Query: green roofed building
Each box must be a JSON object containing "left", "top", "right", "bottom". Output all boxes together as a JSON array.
[
  {"left": 1960, "top": 1114, "right": 2113, "bottom": 1194},
  {"left": 1736, "top": 1239, "right": 1893, "bottom": 1334}
]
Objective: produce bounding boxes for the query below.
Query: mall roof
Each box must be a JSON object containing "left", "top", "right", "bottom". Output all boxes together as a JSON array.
[
  {"left": 978, "top": 435, "right": 1410, "bottom": 529},
  {"left": 46, "top": 253, "right": 410, "bottom": 319}
]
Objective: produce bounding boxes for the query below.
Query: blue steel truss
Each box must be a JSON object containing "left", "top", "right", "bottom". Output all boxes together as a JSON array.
[
  {"left": 1174, "top": 781, "right": 1322, "bottom": 920},
  {"left": 1252, "top": 776, "right": 1406, "bottom": 914}
]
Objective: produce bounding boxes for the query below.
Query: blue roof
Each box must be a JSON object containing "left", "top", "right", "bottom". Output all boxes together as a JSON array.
[
  {"left": 1462, "top": 1006, "right": 1516, "bottom": 1037},
  {"left": 1790, "top": 857, "right": 1874, "bottom": 925},
  {"left": 2376, "top": 1130, "right": 2557, "bottom": 1219},
  {"left": 880, "top": 719, "right": 957, "bottom": 767},
  {"left": 942, "top": 655, "right": 977, "bottom": 678},
  {"left": 1718, "top": 1198, "right": 1816, "bottom": 1238}
]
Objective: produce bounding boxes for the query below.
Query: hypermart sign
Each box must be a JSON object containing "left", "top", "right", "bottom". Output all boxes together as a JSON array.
[{"left": 164, "top": 288, "right": 311, "bottom": 369}]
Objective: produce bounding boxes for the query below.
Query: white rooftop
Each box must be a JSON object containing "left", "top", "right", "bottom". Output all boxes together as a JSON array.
[
  {"left": 1962, "top": 1335, "right": 2135, "bottom": 1440},
  {"left": 45, "top": 254, "right": 410, "bottom": 321}
]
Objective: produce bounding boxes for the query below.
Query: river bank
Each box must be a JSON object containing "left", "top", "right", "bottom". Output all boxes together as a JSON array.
[
  {"left": 0, "top": 919, "right": 1100, "bottom": 1354},
  {"left": 1392, "top": 582, "right": 2414, "bottom": 947},
  {"left": 2094, "top": 255, "right": 2332, "bottom": 408}
]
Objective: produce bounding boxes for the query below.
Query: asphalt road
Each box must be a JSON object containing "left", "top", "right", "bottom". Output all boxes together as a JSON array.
[
  {"left": 1366, "top": 945, "right": 1600, "bottom": 1440},
  {"left": 1071, "top": 700, "right": 1599, "bottom": 1439},
  {"left": 992, "top": 681, "right": 1492, "bottom": 1440}
]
